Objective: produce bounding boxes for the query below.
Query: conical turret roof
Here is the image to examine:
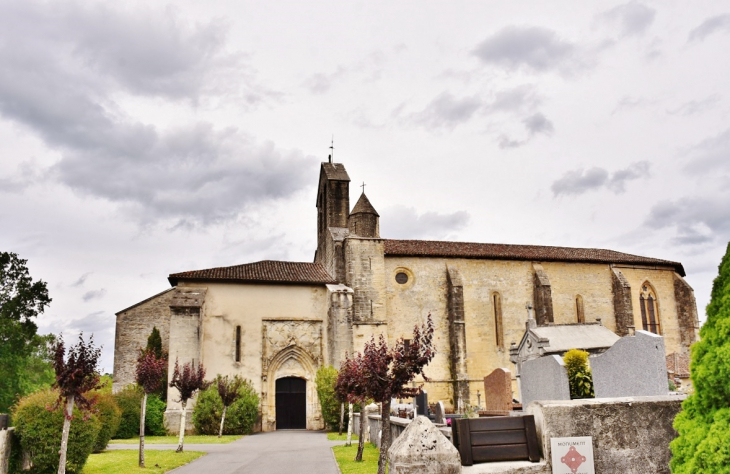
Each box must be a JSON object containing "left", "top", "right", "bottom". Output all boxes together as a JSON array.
[{"left": 350, "top": 193, "right": 379, "bottom": 216}]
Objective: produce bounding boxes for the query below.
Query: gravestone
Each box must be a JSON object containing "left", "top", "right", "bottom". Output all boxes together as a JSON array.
[
  {"left": 520, "top": 354, "right": 570, "bottom": 408},
  {"left": 415, "top": 391, "right": 429, "bottom": 417},
  {"left": 433, "top": 401, "right": 446, "bottom": 425},
  {"left": 388, "top": 416, "right": 461, "bottom": 474},
  {"left": 592, "top": 331, "right": 668, "bottom": 398},
  {"left": 483, "top": 368, "right": 513, "bottom": 416}
]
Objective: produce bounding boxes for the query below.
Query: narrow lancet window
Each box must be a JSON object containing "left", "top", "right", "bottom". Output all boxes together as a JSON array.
[
  {"left": 576, "top": 295, "right": 585, "bottom": 324},
  {"left": 640, "top": 284, "right": 661, "bottom": 335},
  {"left": 235, "top": 325, "right": 242, "bottom": 362},
  {"left": 493, "top": 293, "right": 504, "bottom": 350}
]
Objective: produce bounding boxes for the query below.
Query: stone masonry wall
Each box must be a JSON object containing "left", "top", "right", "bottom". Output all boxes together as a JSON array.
[
  {"left": 532, "top": 264, "right": 554, "bottom": 326},
  {"left": 673, "top": 273, "right": 700, "bottom": 356},
  {"left": 611, "top": 268, "right": 634, "bottom": 336},
  {"left": 113, "top": 288, "right": 175, "bottom": 392}
]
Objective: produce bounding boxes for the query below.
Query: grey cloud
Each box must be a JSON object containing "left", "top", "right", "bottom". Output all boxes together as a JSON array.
[
  {"left": 82, "top": 289, "right": 106, "bottom": 302},
  {"left": 303, "top": 67, "right": 347, "bottom": 94},
  {"left": 613, "top": 96, "right": 658, "bottom": 114},
  {"left": 496, "top": 112, "right": 554, "bottom": 149},
  {"left": 551, "top": 161, "right": 650, "bottom": 196},
  {"left": 644, "top": 196, "right": 730, "bottom": 246},
  {"left": 683, "top": 128, "right": 730, "bottom": 176},
  {"left": 0, "top": 1, "right": 312, "bottom": 225},
  {"left": 473, "top": 26, "right": 579, "bottom": 73},
  {"left": 600, "top": 1, "right": 656, "bottom": 37},
  {"left": 380, "top": 206, "right": 470, "bottom": 240},
  {"left": 667, "top": 94, "right": 721, "bottom": 116},
  {"left": 689, "top": 14, "right": 730, "bottom": 42},
  {"left": 488, "top": 85, "right": 542, "bottom": 113},
  {"left": 71, "top": 272, "right": 92, "bottom": 288},
  {"left": 410, "top": 92, "right": 483, "bottom": 129}
]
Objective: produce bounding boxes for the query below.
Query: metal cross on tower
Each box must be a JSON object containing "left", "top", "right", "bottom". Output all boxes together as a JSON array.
[{"left": 361, "top": 181, "right": 366, "bottom": 193}]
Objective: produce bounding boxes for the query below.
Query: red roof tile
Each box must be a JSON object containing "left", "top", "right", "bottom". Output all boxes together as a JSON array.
[
  {"left": 383, "top": 239, "right": 685, "bottom": 275},
  {"left": 169, "top": 260, "right": 337, "bottom": 286}
]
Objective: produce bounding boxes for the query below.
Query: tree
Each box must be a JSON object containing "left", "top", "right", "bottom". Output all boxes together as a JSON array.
[
  {"left": 52, "top": 334, "right": 102, "bottom": 474},
  {"left": 360, "top": 314, "right": 434, "bottom": 474},
  {"left": 216, "top": 375, "right": 244, "bottom": 438},
  {"left": 169, "top": 358, "right": 208, "bottom": 452},
  {"left": 563, "top": 349, "right": 594, "bottom": 399},
  {"left": 145, "top": 327, "right": 168, "bottom": 401},
  {"left": 0, "top": 251, "right": 52, "bottom": 412},
  {"left": 671, "top": 242, "right": 730, "bottom": 473},
  {"left": 335, "top": 353, "right": 369, "bottom": 461},
  {"left": 135, "top": 349, "right": 167, "bottom": 467}
]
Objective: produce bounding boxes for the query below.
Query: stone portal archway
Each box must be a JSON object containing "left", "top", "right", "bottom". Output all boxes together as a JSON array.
[{"left": 261, "top": 319, "right": 324, "bottom": 431}]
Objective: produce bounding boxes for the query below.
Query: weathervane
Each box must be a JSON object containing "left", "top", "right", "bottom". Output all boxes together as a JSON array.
[{"left": 329, "top": 135, "right": 334, "bottom": 163}]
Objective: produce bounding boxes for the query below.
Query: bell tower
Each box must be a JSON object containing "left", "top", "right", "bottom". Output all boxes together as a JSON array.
[{"left": 314, "top": 160, "right": 350, "bottom": 281}]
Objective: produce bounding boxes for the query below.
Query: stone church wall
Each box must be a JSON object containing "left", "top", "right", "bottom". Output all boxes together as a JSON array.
[
  {"left": 166, "top": 281, "right": 330, "bottom": 432},
  {"left": 113, "top": 288, "right": 174, "bottom": 393}
]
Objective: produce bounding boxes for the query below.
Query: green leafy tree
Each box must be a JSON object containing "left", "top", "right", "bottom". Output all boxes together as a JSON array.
[
  {"left": 315, "top": 366, "right": 340, "bottom": 431},
  {"left": 563, "top": 349, "right": 595, "bottom": 399},
  {"left": 0, "top": 251, "right": 52, "bottom": 412},
  {"left": 671, "top": 242, "right": 730, "bottom": 473}
]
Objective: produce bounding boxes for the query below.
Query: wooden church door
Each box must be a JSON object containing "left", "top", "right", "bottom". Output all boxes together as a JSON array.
[{"left": 275, "top": 377, "right": 307, "bottom": 429}]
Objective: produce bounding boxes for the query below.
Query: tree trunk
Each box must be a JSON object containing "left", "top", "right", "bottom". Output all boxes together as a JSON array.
[
  {"left": 57, "top": 395, "right": 74, "bottom": 474},
  {"left": 218, "top": 405, "right": 228, "bottom": 438},
  {"left": 346, "top": 403, "right": 354, "bottom": 447},
  {"left": 176, "top": 400, "right": 187, "bottom": 453},
  {"left": 355, "top": 401, "right": 366, "bottom": 461},
  {"left": 338, "top": 402, "right": 344, "bottom": 436},
  {"left": 139, "top": 393, "right": 147, "bottom": 467},
  {"left": 377, "top": 399, "right": 391, "bottom": 474}
]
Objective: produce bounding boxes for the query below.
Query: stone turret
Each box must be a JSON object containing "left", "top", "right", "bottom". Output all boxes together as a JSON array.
[{"left": 348, "top": 193, "right": 379, "bottom": 238}]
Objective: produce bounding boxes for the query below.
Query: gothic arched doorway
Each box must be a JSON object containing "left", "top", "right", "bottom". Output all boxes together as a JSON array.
[{"left": 275, "top": 377, "right": 306, "bottom": 429}]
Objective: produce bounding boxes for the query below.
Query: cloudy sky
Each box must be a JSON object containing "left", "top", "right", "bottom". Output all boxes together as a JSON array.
[{"left": 1, "top": 0, "right": 728, "bottom": 372}]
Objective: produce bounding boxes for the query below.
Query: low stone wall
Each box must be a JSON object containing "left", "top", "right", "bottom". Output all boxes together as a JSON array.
[
  {"left": 353, "top": 413, "right": 450, "bottom": 448},
  {"left": 527, "top": 395, "right": 684, "bottom": 474},
  {"left": 0, "top": 427, "right": 14, "bottom": 474}
]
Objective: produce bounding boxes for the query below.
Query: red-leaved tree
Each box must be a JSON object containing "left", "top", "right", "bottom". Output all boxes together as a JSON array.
[
  {"left": 169, "top": 358, "right": 208, "bottom": 452},
  {"left": 216, "top": 375, "right": 244, "bottom": 438},
  {"left": 335, "top": 353, "right": 368, "bottom": 461},
  {"left": 52, "top": 334, "right": 102, "bottom": 474},
  {"left": 363, "top": 315, "right": 434, "bottom": 474},
  {"left": 136, "top": 349, "right": 167, "bottom": 467}
]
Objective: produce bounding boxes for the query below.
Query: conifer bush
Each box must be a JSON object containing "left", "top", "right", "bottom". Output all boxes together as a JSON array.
[
  {"left": 91, "top": 392, "right": 121, "bottom": 452},
  {"left": 671, "top": 242, "right": 730, "bottom": 473},
  {"left": 315, "top": 366, "right": 340, "bottom": 431},
  {"left": 12, "top": 388, "right": 101, "bottom": 474},
  {"left": 563, "top": 349, "right": 594, "bottom": 399},
  {"left": 192, "top": 379, "right": 258, "bottom": 435}
]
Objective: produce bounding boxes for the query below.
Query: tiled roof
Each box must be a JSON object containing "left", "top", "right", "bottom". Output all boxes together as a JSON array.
[
  {"left": 351, "top": 193, "right": 379, "bottom": 216},
  {"left": 383, "top": 239, "right": 685, "bottom": 275},
  {"left": 321, "top": 162, "right": 350, "bottom": 181},
  {"left": 168, "top": 260, "right": 337, "bottom": 286},
  {"left": 666, "top": 352, "right": 691, "bottom": 378}
]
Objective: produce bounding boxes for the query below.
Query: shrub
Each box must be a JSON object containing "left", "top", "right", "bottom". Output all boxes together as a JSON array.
[
  {"left": 12, "top": 388, "right": 101, "bottom": 474},
  {"left": 112, "top": 385, "right": 141, "bottom": 439},
  {"left": 145, "top": 395, "right": 167, "bottom": 436},
  {"left": 671, "top": 242, "right": 730, "bottom": 473},
  {"left": 91, "top": 392, "right": 121, "bottom": 452},
  {"left": 563, "top": 349, "right": 594, "bottom": 399},
  {"left": 192, "top": 379, "right": 259, "bottom": 435},
  {"left": 316, "top": 365, "right": 340, "bottom": 431}
]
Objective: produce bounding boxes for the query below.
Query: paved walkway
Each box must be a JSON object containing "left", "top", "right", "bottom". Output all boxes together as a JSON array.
[{"left": 108, "top": 431, "right": 345, "bottom": 474}]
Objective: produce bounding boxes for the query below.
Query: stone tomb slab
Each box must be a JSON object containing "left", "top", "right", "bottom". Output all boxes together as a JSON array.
[{"left": 550, "top": 437, "right": 595, "bottom": 474}]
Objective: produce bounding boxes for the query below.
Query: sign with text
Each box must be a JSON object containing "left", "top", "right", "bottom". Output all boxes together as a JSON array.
[{"left": 550, "top": 437, "right": 595, "bottom": 474}]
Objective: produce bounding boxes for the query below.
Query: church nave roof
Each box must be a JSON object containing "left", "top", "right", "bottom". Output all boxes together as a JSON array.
[{"left": 168, "top": 260, "right": 337, "bottom": 286}]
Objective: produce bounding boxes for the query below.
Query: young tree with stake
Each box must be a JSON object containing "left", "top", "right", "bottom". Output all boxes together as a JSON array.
[
  {"left": 135, "top": 349, "right": 167, "bottom": 467},
  {"left": 216, "top": 375, "right": 244, "bottom": 438},
  {"left": 335, "top": 353, "right": 369, "bottom": 461},
  {"left": 169, "top": 358, "right": 208, "bottom": 452},
  {"left": 362, "top": 315, "right": 434, "bottom": 474},
  {"left": 52, "top": 334, "right": 102, "bottom": 474}
]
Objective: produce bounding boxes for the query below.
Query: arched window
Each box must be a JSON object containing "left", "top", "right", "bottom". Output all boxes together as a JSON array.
[
  {"left": 493, "top": 293, "right": 504, "bottom": 350},
  {"left": 575, "top": 295, "right": 585, "bottom": 324},
  {"left": 639, "top": 283, "right": 661, "bottom": 335}
]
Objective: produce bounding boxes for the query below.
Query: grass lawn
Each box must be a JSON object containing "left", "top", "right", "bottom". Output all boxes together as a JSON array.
[
  {"left": 83, "top": 450, "right": 205, "bottom": 474},
  {"left": 332, "top": 442, "right": 380, "bottom": 474},
  {"left": 109, "top": 435, "right": 242, "bottom": 444},
  {"left": 327, "top": 432, "right": 359, "bottom": 441}
]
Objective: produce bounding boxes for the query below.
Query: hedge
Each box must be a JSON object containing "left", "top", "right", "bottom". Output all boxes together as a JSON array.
[{"left": 192, "top": 378, "right": 259, "bottom": 435}]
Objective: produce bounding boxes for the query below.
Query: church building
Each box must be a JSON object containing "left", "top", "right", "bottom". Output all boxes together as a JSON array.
[{"left": 113, "top": 160, "right": 700, "bottom": 432}]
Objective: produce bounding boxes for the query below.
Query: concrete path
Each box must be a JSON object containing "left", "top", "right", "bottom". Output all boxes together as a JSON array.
[{"left": 108, "top": 431, "right": 346, "bottom": 474}]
